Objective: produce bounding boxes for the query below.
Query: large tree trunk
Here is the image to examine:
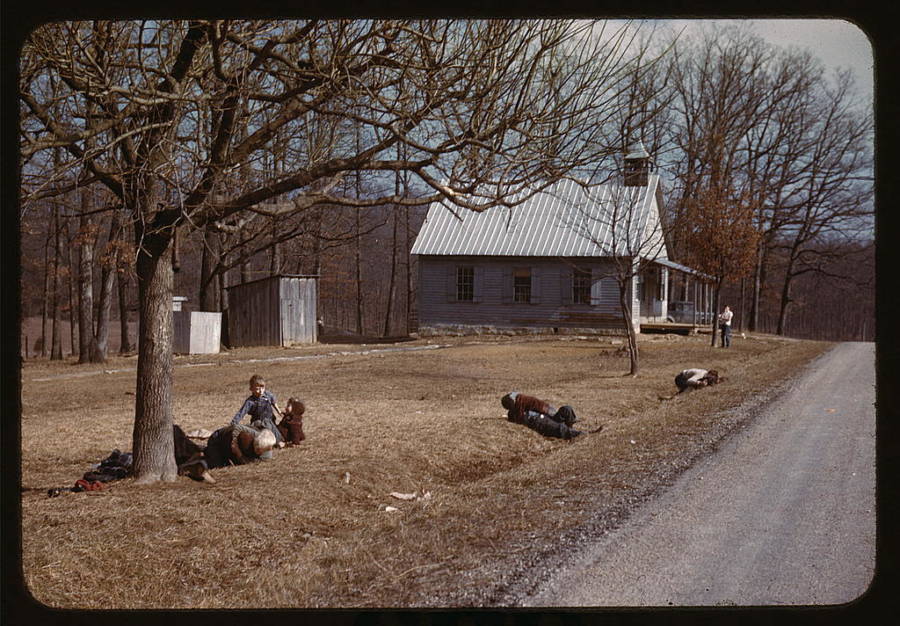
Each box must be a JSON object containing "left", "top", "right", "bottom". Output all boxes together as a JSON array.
[
  {"left": 50, "top": 205, "right": 63, "bottom": 360},
  {"left": 171, "top": 226, "right": 181, "bottom": 274},
  {"left": 776, "top": 267, "right": 795, "bottom": 337},
  {"left": 219, "top": 244, "right": 230, "bottom": 348},
  {"left": 117, "top": 267, "right": 132, "bottom": 354},
  {"left": 77, "top": 207, "right": 101, "bottom": 363},
  {"left": 198, "top": 225, "right": 221, "bottom": 311},
  {"left": 776, "top": 243, "right": 803, "bottom": 336},
  {"left": 355, "top": 211, "right": 364, "bottom": 336},
  {"left": 382, "top": 208, "right": 398, "bottom": 338},
  {"left": 66, "top": 221, "right": 78, "bottom": 356},
  {"left": 405, "top": 205, "right": 413, "bottom": 336},
  {"left": 94, "top": 270, "right": 115, "bottom": 361},
  {"left": 749, "top": 246, "right": 761, "bottom": 332},
  {"left": 354, "top": 132, "right": 364, "bottom": 336},
  {"left": 94, "top": 215, "right": 122, "bottom": 362},
  {"left": 40, "top": 213, "right": 51, "bottom": 358},
  {"left": 749, "top": 236, "right": 771, "bottom": 333},
  {"left": 710, "top": 277, "right": 723, "bottom": 347},
  {"left": 131, "top": 229, "right": 178, "bottom": 483},
  {"left": 268, "top": 217, "right": 281, "bottom": 276},
  {"left": 776, "top": 282, "right": 791, "bottom": 336}
]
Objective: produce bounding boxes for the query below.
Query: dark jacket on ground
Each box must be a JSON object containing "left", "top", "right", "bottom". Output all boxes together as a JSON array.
[
  {"left": 520, "top": 412, "right": 583, "bottom": 440},
  {"left": 173, "top": 424, "right": 209, "bottom": 479},
  {"left": 503, "top": 392, "right": 579, "bottom": 428}
]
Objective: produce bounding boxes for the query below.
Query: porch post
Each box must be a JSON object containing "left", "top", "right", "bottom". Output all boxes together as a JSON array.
[
  {"left": 660, "top": 266, "right": 668, "bottom": 321},
  {"left": 692, "top": 278, "right": 698, "bottom": 325}
]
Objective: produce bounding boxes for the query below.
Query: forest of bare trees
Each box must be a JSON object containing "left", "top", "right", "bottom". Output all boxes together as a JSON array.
[
  {"left": 18, "top": 20, "right": 873, "bottom": 482},
  {"left": 659, "top": 24, "right": 874, "bottom": 342}
]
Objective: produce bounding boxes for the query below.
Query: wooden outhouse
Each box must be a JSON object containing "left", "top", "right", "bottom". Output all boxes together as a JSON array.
[
  {"left": 410, "top": 147, "right": 713, "bottom": 335},
  {"left": 226, "top": 275, "right": 318, "bottom": 347}
]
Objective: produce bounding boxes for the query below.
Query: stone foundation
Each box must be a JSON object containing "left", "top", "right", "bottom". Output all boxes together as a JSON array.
[{"left": 417, "top": 324, "right": 628, "bottom": 337}]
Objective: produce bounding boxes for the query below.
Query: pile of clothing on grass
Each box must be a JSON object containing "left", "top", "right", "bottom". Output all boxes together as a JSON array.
[
  {"left": 47, "top": 448, "right": 133, "bottom": 497},
  {"left": 47, "top": 425, "right": 213, "bottom": 497}
]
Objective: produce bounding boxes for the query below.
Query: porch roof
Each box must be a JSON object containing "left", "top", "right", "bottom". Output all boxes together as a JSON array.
[{"left": 652, "top": 257, "right": 713, "bottom": 280}]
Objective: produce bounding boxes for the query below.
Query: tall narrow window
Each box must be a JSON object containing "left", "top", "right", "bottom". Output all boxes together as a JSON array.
[
  {"left": 513, "top": 268, "right": 531, "bottom": 303},
  {"left": 456, "top": 266, "right": 474, "bottom": 302},
  {"left": 573, "top": 269, "right": 591, "bottom": 304}
]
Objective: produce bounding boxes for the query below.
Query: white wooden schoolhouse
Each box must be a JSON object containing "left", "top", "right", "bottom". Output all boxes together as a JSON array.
[{"left": 410, "top": 145, "right": 714, "bottom": 335}]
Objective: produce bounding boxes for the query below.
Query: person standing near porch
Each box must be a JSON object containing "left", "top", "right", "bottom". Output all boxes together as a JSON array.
[{"left": 718, "top": 305, "right": 733, "bottom": 347}]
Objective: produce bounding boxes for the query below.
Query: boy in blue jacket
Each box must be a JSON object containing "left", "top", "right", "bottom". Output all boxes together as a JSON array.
[{"left": 232, "top": 374, "right": 284, "bottom": 445}]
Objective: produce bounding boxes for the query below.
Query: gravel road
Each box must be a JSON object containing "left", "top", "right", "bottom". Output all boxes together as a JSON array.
[{"left": 521, "top": 341, "right": 876, "bottom": 607}]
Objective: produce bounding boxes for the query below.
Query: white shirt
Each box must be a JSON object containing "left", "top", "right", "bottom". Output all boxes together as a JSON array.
[{"left": 680, "top": 368, "right": 708, "bottom": 383}]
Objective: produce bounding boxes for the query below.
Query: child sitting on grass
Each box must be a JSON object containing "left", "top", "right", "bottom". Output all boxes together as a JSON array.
[
  {"left": 277, "top": 397, "right": 306, "bottom": 446},
  {"left": 232, "top": 373, "right": 284, "bottom": 446}
]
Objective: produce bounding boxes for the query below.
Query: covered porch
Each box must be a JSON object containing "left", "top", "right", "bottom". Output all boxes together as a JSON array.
[{"left": 637, "top": 258, "right": 715, "bottom": 334}]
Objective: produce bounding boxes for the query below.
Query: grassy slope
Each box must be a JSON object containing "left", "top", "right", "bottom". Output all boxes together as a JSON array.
[{"left": 19, "top": 333, "right": 830, "bottom": 608}]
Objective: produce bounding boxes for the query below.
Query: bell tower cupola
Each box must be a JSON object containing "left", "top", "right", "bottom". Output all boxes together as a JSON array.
[{"left": 623, "top": 141, "right": 653, "bottom": 187}]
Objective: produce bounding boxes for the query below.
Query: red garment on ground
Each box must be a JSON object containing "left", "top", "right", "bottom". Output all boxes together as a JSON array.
[{"left": 510, "top": 394, "right": 553, "bottom": 422}]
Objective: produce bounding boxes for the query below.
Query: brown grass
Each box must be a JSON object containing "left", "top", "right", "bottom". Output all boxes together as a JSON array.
[{"left": 19, "top": 332, "right": 830, "bottom": 608}]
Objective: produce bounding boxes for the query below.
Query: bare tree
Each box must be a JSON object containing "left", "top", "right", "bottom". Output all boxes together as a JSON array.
[
  {"left": 558, "top": 31, "right": 675, "bottom": 375},
  {"left": 75, "top": 202, "right": 99, "bottom": 363},
  {"left": 65, "top": 219, "right": 78, "bottom": 356},
  {"left": 116, "top": 261, "right": 133, "bottom": 354},
  {"left": 663, "top": 24, "right": 874, "bottom": 337},
  {"left": 49, "top": 203, "right": 64, "bottom": 360},
  {"left": 38, "top": 205, "right": 51, "bottom": 357},
  {"left": 766, "top": 72, "right": 874, "bottom": 334},
  {"left": 562, "top": 161, "right": 670, "bottom": 376},
  {"left": 93, "top": 211, "right": 124, "bottom": 359},
  {"left": 664, "top": 25, "right": 773, "bottom": 260},
  {"left": 677, "top": 184, "right": 760, "bottom": 345},
  {"left": 21, "top": 19, "right": 660, "bottom": 482}
]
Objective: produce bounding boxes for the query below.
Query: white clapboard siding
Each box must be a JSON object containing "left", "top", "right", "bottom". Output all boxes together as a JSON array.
[{"left": 417, "top": 257, "right": 630, "bottom": 331}]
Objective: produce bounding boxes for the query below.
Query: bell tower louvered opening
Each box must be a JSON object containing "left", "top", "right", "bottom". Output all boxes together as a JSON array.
[{"left": 623, "top": 141, "right": 652, "bottom": 187}]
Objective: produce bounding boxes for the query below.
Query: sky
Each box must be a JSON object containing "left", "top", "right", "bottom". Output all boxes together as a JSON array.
[
  {"left": 653, "top": 19, "right": 875, "bottom": 103},
  {"left": 747, "top": 19, "right": 873, "bottom": 99}
]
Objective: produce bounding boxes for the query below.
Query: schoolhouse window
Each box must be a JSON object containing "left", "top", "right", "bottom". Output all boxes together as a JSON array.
[
  {"left": 456, "top": 266, "right": 475, "bottom": 302},
  {"left": 573, "top": 269, "right": 591, "bottom": 304},
  {"left": 513, "top": 268, "right": 531, "bottom": 303}
]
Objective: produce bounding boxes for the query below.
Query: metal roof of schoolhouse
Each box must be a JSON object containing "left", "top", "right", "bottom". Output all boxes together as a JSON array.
[{"left": 410, "top": 174, "right": 662, "bottom": 258}]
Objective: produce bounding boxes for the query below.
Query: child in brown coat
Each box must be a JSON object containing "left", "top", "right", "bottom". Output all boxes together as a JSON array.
[{"left": 277, "top": 397, "right": 306, "bottom": 446}]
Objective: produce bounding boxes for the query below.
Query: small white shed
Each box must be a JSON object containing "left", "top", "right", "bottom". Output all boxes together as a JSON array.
[{"left": 173, "top": 297, "right": 222, "bottom": 354}]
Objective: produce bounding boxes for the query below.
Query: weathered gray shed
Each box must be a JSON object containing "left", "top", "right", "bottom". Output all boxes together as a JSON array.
[{"left": 226, "top": 275, "right": 318, "bottom": 347}]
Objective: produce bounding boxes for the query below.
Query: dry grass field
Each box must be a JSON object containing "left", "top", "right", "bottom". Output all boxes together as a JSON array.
[{"left": 19, "top": 332, "right": 829, "bottom": 608}]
